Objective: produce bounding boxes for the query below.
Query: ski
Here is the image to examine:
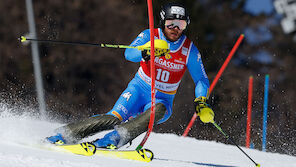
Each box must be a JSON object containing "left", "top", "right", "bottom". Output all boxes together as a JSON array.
[{"left": 57, "top": 142, "right": 154, "bottom": 162}]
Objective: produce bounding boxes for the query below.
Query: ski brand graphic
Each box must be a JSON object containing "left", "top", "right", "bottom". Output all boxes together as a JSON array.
[
  {"left": 117, "top": 104, "right": 128, "bottom": 114},
  {"left": 182, "top": 47, "right": 188, "bottom": 55},
  {"left": 57, "top": 143, "right": 154, "bottom": 162},
  {"left": 80, "top": 142, "right": 96, "bottom": 155},
  {"left": 174, "top": 58, "right": 185, "bottom": 64},
  {"left": 155, "top": 57, "right": 185, "bottom": 70},
  {"left": 165, "top": 54, "right": 172, "bottom": 60},
  {"left": 200, "top": 63, "right": 208, "bottom": 79},
  {"left": 138, "top": 32, "right": 144, "bottom": 38},
  {"left": 111, "top": 111, "right": 123, "bottom": 121},
  {"left": 197, "top": 52, "right": 201, "bottom": 62},
  {"left": 171, "top": 6, "right": 185, "bottom": 16},
  {"left": 122, "top": 92, "right": 132, "bottom": 101}
]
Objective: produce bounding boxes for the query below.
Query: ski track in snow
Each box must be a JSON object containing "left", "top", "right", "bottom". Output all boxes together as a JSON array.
[{"left": 0, "top": 104, "right": 296, "bottom": 167}]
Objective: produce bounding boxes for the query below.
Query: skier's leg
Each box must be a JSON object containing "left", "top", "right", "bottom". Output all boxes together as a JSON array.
[
  {"left": 47, "top": 80, "right": 145, "bottom": 144},
  {"left": 116, "top": 102, "right": 167, "bottom": 147},
  {"left": 66, "top": 115, "right": 121, "bottom": 141},
  {"left": 93, "top": 102, "right": 167, "bottom": 148},
  {"left": 47, "top": 115, "right": 121, "bottom": 144}
]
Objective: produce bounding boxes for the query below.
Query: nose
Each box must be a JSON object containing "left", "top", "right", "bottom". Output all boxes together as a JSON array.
[
  {"left": 169, "top": 26, "right": 180, "bottom": 32},
  {"left": 173, "top": 26, "right": 180, "bottom": 30}
]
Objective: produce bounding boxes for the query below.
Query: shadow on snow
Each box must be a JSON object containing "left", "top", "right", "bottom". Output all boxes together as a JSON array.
[{"left": 154, "top": 158, "right": 238, "bottom": 167}]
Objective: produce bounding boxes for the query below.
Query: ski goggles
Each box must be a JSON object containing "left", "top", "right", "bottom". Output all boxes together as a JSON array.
[{"left": 165, "top": 19, "right": 187, "bottom": 30}]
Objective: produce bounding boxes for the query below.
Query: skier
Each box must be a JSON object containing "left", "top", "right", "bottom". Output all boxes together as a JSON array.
[{"left": 47, "top": 2, "right": 213, "bottom": 149}]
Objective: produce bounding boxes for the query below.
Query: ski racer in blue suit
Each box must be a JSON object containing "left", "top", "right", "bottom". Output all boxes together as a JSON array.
[
  {"left": 105, "top": 28, "right": 209, "bottom": 123},
  {"left": 47, "top": 2, "right": 213, "bottom": 149}
]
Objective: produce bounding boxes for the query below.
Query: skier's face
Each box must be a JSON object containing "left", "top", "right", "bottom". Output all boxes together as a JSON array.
[{"left": 164, "top": 24, "right": 183, "bottom": 42}]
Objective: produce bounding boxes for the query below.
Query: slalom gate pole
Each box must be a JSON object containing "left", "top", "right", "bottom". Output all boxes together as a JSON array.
[
  {"left": 262, "top": 75, "right": 269, "bottom": 151},
  {"left": 246, "top": 76, "right": 253, "bottom": 148},
  {"left": 136, "top": 0, "right": 155, "bottom": 151},
  {"left": 19, "top": 36, "right": 137, "bottom": 49},
  {"left": 182, "top": 34, "right": 245, "bottom": 137},
  {"left": 211, "top": 121, "right": 260, "bottom": 167}
]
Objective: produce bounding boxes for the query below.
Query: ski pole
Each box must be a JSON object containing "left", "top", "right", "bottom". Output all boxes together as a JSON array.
[
  {"left": 211, "top": 121, "right": 260, "bottom": 167},
  {"left": 182, "top": 34, "right": 245, "bottom": 137},
  {"left": 19, "top": 36, "right": 138, "bottom": 49}
]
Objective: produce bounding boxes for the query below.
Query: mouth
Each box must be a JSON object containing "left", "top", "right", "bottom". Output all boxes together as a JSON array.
[
  {"left": 164, "top": 27, "right": 182, "bottom": 42},
  {"left": 170, "top": 32, "right": 178, "bottom": 38}
]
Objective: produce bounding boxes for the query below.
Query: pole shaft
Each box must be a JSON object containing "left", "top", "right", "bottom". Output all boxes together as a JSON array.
[
  {"left": 24, "top": 38, "right": 136, "bottom": 49},
  {"left": 25, "top": 0, "right": 47, "bottom": 118},
  {"left": 212, "top": 121, "right": 259, "bottom": 166},
  {"left": 209, "top": 34, "right": 245, "bottom": 93},
  {"left": 246, "top": 76, "right": 253, "bottom": 148},
  {"left": 262, "top": 75, "right": 269, "bottom": 151}
]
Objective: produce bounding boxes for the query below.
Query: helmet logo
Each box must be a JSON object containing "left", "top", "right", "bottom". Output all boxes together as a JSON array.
[
  {"left": 171, "top": 6, "right": 185, "bottom": 16},
  {"left": 160, "top": 10, "right": 165, "bottom": 20}
]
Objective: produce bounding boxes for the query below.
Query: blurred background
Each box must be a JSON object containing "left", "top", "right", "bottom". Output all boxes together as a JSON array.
[{"left": 1, "top": 0, "right": 295, "bottom": 156}]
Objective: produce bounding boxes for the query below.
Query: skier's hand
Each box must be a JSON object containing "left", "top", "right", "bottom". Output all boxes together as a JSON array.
[
  {"left": 141, "top": 49, "right": 170, "bottom": 61},
  {"left": 142, "top": 50, "right": 150, "bottom": 61},
  {"left": 138, "top": 39, "right": 170, "bottom": 61},
  {"left": 194, "top": 96, "right": 208, "bottom": 113},
  {"left": 194, "top": 97, "right": 214, "bottom": 123}
]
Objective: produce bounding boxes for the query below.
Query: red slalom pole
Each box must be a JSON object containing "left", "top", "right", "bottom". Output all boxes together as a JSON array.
[
  {"left": 136, "top": 0, "right": 155, "bottom": 151},
  {"left": 246, "top": 76, "right": 253, "bottom": 148},
  {"left": 209, "top": 34, "right": 245, "bottom": 93},
  {"left": 182, "top": 34, "right": 245, "bottom": 137}
]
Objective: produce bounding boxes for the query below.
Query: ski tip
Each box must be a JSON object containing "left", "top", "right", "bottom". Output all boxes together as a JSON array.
[
  {"left": 256, "top": 163, "right": 260, "bottom": 167},
  {"left": 138, "top": 148, "right": 154, "bottom": 162}
]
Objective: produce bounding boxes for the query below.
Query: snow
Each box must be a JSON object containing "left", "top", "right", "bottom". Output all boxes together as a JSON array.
[{"left": 1, "top": 104, "right": 296, "bottom": 167}]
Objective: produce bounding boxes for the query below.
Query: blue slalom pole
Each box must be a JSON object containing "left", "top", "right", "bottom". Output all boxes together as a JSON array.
[{"left": 262, "top": 75, "right": 269, "bottom": 151}]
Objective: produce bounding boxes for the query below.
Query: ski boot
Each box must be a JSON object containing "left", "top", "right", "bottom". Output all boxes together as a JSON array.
[
  {"left": 92, "top": 130, "right": 120, "bottom": 149},
  {"left": 46, "top": 133, "right": 66, "bottom": 145}
]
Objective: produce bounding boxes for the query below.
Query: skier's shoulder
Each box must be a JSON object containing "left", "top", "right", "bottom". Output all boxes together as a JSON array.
[
  {"left": 137, "top": 29, "right": 150, "bottom": 39},
  {"left": 182, "top": 34, "right": 195, "bottom": 47},
  {"left": 185, "top": 37, "right": 201, "bottom": 63},
  {"left": 184, "top": 36, "right": 199, "bottom": 54},
  {"left": 176, "top": 34, "right": 198, "bottom": 54},
  {"left": 130, "top": 29, "right": 150, "bottom": 46}
]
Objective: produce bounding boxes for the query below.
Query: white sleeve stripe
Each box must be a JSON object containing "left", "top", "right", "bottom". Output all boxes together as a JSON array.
[{"left": 186, "top": 42, "right": 193, "bottom": 65}]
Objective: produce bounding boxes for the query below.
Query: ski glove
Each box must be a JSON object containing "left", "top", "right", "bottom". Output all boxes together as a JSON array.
[
  {"left": 141, "top": 50, "right": 151, "bottom": 61},
  {"left": 138, "top": 39, "right": 170, "bottom": 61},
  {"left": 194, "top": 96, "right": 215, "bottom": 123}
]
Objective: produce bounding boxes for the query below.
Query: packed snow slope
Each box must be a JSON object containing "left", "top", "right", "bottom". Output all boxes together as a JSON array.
[{"left": 0, "top": 104, "right": 295, "bottom": 167}]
